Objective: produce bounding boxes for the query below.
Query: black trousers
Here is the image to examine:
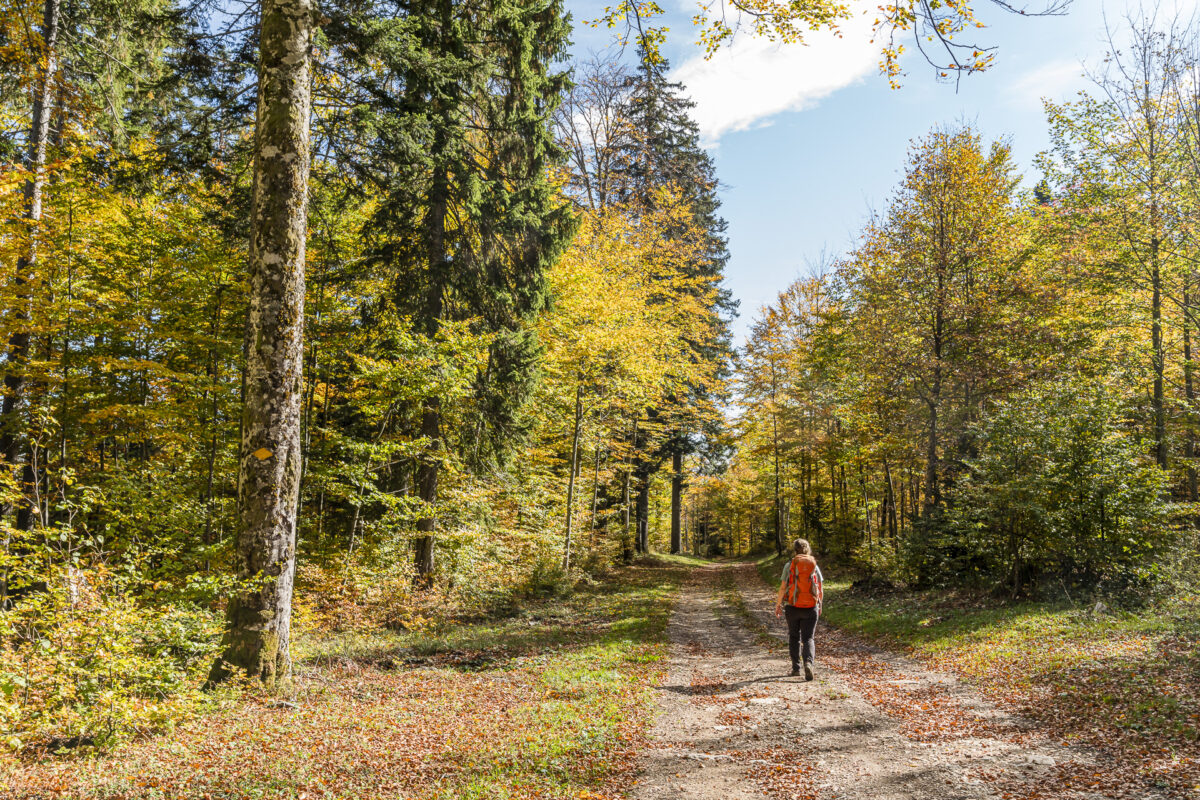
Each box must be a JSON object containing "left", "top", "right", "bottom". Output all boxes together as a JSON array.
[{"left": 784, "top": 605, "right": 818, "bottom": 668}]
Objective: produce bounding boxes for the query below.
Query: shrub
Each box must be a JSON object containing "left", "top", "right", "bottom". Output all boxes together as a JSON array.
[
  {"left": 851, "top": 535, "right": 903, "bottom": 585},
  {"left": 932, "top": 378, "right": 1175, "bottom": 598},
  {"left": 1, "top": 565, "right": 223, "bottom": 751}
]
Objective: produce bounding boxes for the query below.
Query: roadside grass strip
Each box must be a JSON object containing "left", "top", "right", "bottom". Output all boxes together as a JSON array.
[{"left": 3, "top": 560, "right": 686, "bottom": 800}]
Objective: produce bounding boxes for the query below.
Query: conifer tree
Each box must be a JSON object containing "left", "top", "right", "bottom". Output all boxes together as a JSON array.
[
  {"left": 326, "top": 0, "right": 573, "bottom": 580},
  {"left": 613, "top": 51, "right": 735, "bottom": 554}
]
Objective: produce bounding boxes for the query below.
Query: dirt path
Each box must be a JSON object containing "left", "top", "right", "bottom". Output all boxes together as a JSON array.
[{"left": 634, "top": 562, "right": 1163, "bottom": 800}]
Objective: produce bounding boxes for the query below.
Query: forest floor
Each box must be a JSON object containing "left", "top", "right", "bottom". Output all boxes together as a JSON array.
[
  {"left": 2, "top": 558, "right": 694, "bottom": 799},
  {"left": 632, "top": 561, "right": 1190, "bottom": 800},
  {"left": 4, "top": 558, "right": 1196, "bottom": 799}
]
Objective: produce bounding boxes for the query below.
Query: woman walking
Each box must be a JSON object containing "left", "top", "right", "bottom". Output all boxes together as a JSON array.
[{"left": 774, "top": 538, "right": 824, "bottom": 680}]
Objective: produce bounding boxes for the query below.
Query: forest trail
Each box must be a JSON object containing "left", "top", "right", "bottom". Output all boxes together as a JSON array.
[{"left": 633, "top": 562, "right": 1158, "bottom": 800}]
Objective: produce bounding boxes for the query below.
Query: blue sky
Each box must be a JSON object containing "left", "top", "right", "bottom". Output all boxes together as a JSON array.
[{"left": 564, "top": 0, "right": 1192, "bottom": 343}]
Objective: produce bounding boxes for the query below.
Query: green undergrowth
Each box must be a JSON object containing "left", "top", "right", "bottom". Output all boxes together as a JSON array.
[
  {"left": 755, "top": 552, "right": 1200, "bottom": 758},
  {"left": 755, "top": 553, "right": 788, "bottom": 589},
  {"left": 5, "top": 558, "right": 689, "bottom": 799},
  {"left": 655, "top": 552, "right": 711, "bottom": 567}
]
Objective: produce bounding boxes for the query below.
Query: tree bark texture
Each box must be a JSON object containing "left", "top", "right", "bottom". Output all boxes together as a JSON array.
[
  {"left": 412, "top": 134, "right": 450, "bottom": 582},
  {"left": 414, "top": 400, "right": 440, "bottom": 581},
  {"left": 635, "top": 471, "right": 649, "bottom": 554},
  {"left": 210, "top": 0, "right": 314, "bottom": 688}
]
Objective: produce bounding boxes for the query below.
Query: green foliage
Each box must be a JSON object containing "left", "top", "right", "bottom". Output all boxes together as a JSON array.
[
  {"left": 708, "top": 101, "right": 1197, "bottom": 604},
  {"left": 0, "top": 566, "right": 223, "bottom": 751},
  {"left": 852, "top": 536, "right": 902, "bottom": 584},
  {"left": 0, "top": 0, "right": 708, "bottom": 759},
  {"left": 936, "top": 378, "right": 1174, "bottom": 597},
  {"left": 8, "top": 560, "right": 687, "bottom": 796}
]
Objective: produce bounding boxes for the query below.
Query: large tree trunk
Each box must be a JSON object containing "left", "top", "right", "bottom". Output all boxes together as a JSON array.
[
  {"left": 209, "top": 0, "right": 314, "bottom": 688},
  {"left": 412, "top": 121, "right": 450, "bottom": 582},
  {"left": 670, "top": 446, "right": 682, "bottom": 554},
  {"left": 0, "top": 0, "right": 61, "bottom": 551}
]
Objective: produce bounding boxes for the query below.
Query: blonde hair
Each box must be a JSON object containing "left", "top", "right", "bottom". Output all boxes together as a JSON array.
[{"left": 793, "top": 538, "right": 811, "bottom": 556}]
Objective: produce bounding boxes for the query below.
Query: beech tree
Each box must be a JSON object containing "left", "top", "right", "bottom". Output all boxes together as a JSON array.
[
  {"left": 1044, "top": 14, "right": 1188, "bottom": 472},
  {"left": 596, "top": 0, "right": 1067, "bottom": 84},
  {"left": 209, "top": 0, "right": 316, "bottom": 687},
  {"left": 538, "top": 193, "right": 720, "bottom": 570},
  {"left": 844, "top": 128, "right": 1032, "bottom": 512},
  {"left": 704, "top": 102, "right": 1193, "bottom": 595}
]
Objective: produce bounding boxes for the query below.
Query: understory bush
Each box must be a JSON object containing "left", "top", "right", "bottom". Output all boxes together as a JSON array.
[
  {"left": 913, "top": 379, "right": 1177, "bottom": 599},
  {"left": 0, "top": 565, "right": 223, "bottom": 752},
  {"left": 851, "top": 535, "right": 903, "bottom": 585},
  {"left": 292, "top": 521, "right": 579, "bottom": 635}
]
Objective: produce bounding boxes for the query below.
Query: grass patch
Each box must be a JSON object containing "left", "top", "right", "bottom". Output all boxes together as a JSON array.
[
  {"left": 818, "top": 582, "right": 1197, "bottom": 689},
  {"left": 755, "top": 553, "right": 789, "bottom": 590},
  {"left": 4, "top": 558, "right": 689, "bottom": 800},
  {"left": 653, "top": 552, "right": 712, "bottom": 567}
]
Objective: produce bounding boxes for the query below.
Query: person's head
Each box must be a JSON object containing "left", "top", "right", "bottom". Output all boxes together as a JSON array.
[{"left": 793, "top": 538, "right": 811, "bottom": 556}]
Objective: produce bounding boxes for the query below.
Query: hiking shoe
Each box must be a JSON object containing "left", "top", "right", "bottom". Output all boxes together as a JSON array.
[
  {"left": 790, "top": 666, "right": 800, "bottom": 677},
  {"left": 804, "top": 662, "right": 814, "bottom": 681}
]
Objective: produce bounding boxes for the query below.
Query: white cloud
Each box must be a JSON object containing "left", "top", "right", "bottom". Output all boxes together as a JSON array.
[
  {"left": 1006, "top": 59, "right": 1088, "bottom": 111},
  {"left": 670, "top": 6, "right": 878, "bottom": 146}
]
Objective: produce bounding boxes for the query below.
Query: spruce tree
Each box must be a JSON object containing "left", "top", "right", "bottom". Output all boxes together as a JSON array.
[
  {"left": 614, "top": 51, "right": 735, "bottom": 554},
  {"left": 324, "top": 0, "right": 573, "bottom": 580}
]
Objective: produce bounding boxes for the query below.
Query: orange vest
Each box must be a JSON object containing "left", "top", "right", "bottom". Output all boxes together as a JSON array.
[{"left": 784, "top": 555, "right": 819, "bottom": 608}]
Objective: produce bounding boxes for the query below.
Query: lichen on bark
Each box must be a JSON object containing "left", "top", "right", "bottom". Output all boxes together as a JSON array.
[{"left": 208, "top": 0, "right": 315, "bottom": 690}]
